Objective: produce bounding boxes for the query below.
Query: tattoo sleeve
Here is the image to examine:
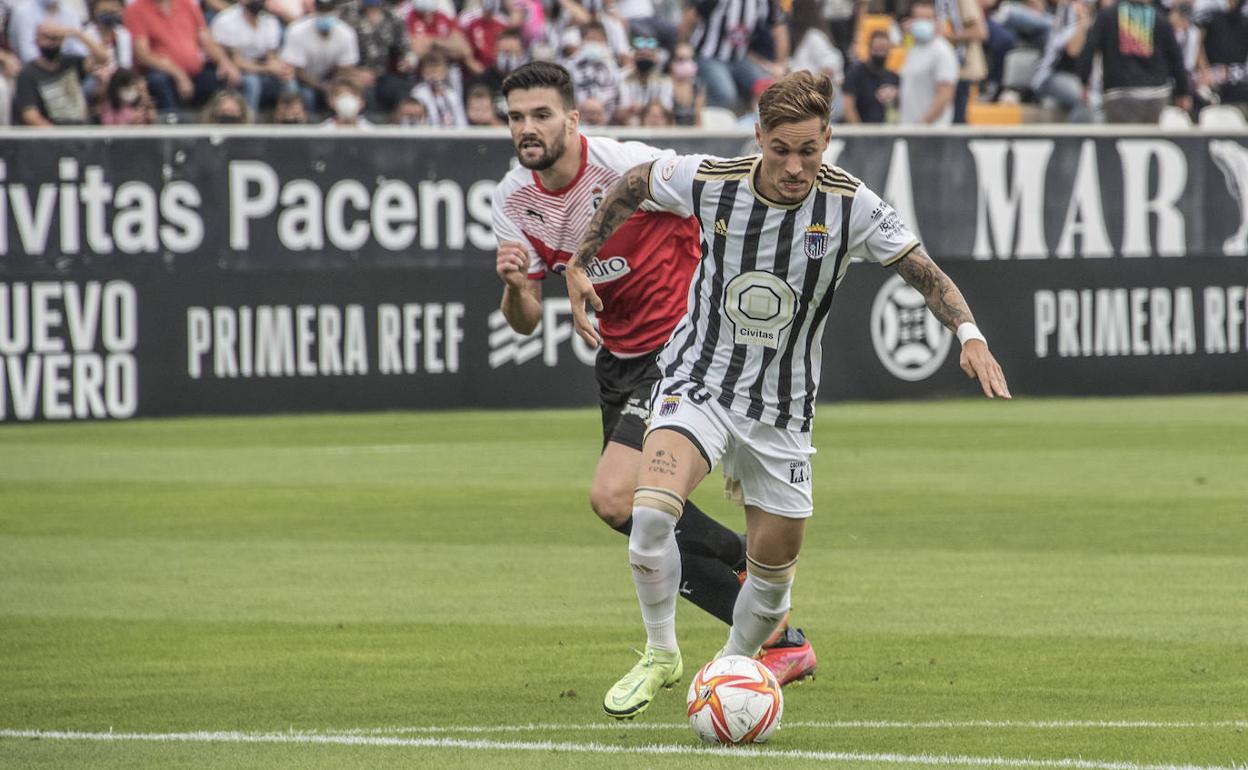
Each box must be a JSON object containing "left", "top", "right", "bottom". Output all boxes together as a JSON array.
[
  {"left": 892, "top": 246, "right": 976, "bottom": 331},
  {"left": 568, "top": 162, "right": 653, "bottom": 270}
]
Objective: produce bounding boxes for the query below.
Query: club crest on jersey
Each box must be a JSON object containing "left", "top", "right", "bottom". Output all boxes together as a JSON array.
[
  {"left": 804, "top": 224, "right": 830, "bottom": 259},
  {"left": 659, "top": 395, "right": 681, "bottom": 416},
  {"left": 591, "top": 186, "right": 605, "bottom": 210}
]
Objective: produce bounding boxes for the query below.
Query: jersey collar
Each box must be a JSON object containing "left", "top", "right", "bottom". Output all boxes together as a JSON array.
[
  {"left": 532, "top": 135, "right": 589, "bottom": 196},
  {"left": 747, "top": 155, "right": 815, "bottom": 210}
]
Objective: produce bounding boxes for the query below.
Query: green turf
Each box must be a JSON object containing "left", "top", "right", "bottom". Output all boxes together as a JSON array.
[{"left": 2, "top": 395, "right": 1247, "bottom": 769}]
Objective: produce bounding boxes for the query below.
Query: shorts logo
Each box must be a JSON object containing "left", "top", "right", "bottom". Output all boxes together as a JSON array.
[
  {"left": 788, "top": 461, "right": 810, "bottom": 485},
  {"left": 658, "top": 394, "right": 681, "bottom": 416},
  {"left": 804, "top": 223, "right": 830, "bottom": 259},
  {"left": 870, "top": 274, "right": 952, "bottom": 381}
]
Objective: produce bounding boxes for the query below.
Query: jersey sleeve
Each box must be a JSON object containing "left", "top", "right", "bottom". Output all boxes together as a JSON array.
[
  {"left": 848, "top": 184, "right": 921, "bottom": 266},
  {"left": 490, "top": 186, "right": 544, "bottom": 279},
  {"left": 647, "top": 153, "right": 709, "bottom": 218}
]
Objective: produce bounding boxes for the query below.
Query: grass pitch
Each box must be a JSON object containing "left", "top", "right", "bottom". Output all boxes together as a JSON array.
[{"left": 1, "top": 395, "right": 1246, "bottom": 769}]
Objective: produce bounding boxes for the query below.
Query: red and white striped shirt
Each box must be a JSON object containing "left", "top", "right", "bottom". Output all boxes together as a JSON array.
[{"left": 492, "top": 135, "right": 702, "bottom": 357}]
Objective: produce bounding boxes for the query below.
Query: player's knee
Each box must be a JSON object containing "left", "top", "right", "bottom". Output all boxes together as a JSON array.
[
  {"left": 589, "top": 481, "right": 632, "bottom": 527},
  {"left": 629, "top": 488, "right": 683, "bottom": 563}
]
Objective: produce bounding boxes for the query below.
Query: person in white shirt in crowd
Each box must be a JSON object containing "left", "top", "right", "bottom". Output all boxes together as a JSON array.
[
  {"left": 899, "top": 0, "right": 958, "bottom": 125},
  {"left": 282, "top": 0, "right": 360, "bottom": 113},
  {"left": 564, "top": 20, "right": 622, "bottom": 116},
  {"left": 8, "top": 0, "right": 88, "bottom": 62},
  {"left": 411, "top": 50, "right": 467, "bottom": 125},
  {"left": 82, "top": 0, "right": 130, "bottom": 98},
  {"left": 321, "top": 76, "right": 372, "bottom": 126},
  {"left": 211, "top": 0, "right": 293, "bottom": 112},
  {"left": 616, "top": 34, "right": 672, "bottom": 124}
]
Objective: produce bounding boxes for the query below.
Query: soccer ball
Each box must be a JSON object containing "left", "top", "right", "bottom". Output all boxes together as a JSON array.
[{"left": 686, "top": 655, "right": 783, "bottom": 745}]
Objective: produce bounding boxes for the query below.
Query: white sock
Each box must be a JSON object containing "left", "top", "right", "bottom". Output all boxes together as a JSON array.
[
  {"left": 628, "top": 505, "right": 681, "bottom": 652},
  {"left": 725, "top": 572, "right": 791, "bottom": 658}
]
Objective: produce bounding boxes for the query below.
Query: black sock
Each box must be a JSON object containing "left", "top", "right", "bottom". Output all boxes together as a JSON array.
[
  {"left": 677, "top": 552, "right": 741, "bottom": 625},
  {"left": 674, "top": 500, "right": 747, "bottom": 570}
]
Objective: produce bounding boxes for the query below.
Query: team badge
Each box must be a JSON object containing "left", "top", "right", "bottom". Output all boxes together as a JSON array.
[
  {"left": 660, "top": 158, "right": 678, "bottom": 181},
  {"left": 659, "top": 395, "right": 681, "bottom": 416},
  {"left": 803, "top": 224, "right": 830, "bottom": 259},
  {"left": 591, "top": 186, "right": 604, "bottom": 210}
]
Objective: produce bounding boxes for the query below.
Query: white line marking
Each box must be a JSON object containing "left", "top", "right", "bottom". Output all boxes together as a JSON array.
[
  {"left": 0, "top": 728, "right": 1240, "bottom": 770},
  {"left": 332, "top": 720, "right": 1248, "bottom": 735}
]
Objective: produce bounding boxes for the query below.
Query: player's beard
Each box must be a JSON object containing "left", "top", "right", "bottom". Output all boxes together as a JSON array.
[{"left": 515, "top": 132, "right": 567, "bottom": 171}]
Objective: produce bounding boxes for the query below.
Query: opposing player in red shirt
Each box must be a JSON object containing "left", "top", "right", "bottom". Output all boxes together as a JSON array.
[{"left": 492, "top": 62, "right": 816, "bottom": 702}]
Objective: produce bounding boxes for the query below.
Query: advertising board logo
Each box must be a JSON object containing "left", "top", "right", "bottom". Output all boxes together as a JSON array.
[
  {"left": 487, "top": 298, "right": 597, "bottom": 368},
  {"left": 870, "top": 274, "right": 951, "bottom": 381},
  {"left": 1210, "top": 140, "right": 1248, "bottom": 256}
]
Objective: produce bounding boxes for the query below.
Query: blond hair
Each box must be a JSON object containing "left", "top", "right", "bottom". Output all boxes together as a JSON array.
[{"left": 757, "top": 72, "right": 835, "bottom": 132}]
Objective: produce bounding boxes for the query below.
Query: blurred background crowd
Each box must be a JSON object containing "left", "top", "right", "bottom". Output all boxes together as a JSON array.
[{"left": 0, "top": 0, "right": 1243, "bottom": 127}]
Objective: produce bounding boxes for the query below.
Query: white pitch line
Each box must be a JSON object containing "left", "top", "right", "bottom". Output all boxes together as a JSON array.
[
  {"left": 333, "top": 720, "right": 1248, "bottom": 735},
  {"left": 0, "top": 728, "right": 1240, "bottom": 770}
]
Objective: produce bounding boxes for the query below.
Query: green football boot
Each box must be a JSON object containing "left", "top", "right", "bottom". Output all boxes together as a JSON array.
[{"left": 602, "top": 646, "right": 683, "bottom": 719}]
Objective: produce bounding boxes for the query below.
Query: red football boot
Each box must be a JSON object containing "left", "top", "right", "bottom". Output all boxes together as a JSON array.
[{"left": 757, "top": 627, "right": 817, "bottom": 686}]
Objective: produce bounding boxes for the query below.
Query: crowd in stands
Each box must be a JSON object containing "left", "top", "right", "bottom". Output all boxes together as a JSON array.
[{"left": 0, "top": 0, "right": 1243, "bottom": 127}]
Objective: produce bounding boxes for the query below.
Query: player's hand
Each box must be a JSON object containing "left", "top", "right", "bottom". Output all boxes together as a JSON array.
[
  {"left": 566, "top": 263, "right": 603, "bottom": 348},
  {"left": 959, "top": 340, "right": 1011, "bottom": 399},
  {"left": 495, "top": 241, "right": 529, "bottom": 289}
]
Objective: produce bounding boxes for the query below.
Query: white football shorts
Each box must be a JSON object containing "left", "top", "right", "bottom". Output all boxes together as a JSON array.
[{"left": 646, "top": 377, "right": 815, "bottom": 518}]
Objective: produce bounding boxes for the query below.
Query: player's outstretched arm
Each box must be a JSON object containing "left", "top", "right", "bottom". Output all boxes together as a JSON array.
[
  {"left": 892, "top": 247, "right": 1012, "bottom": 400},
  {"left": 565, "top": 162, "right": 655, "bottom": 347}
]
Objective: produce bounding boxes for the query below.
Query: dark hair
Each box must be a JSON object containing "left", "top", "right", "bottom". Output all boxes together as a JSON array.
[
  {"left": 501, "top": 61, "right": 575, "bottom": 109},
  {"left": 869, "top": 30, "right": 890, "bottom": 44},
  {"left": 276, "top": 91, "right": 304, "bottom": 109}
]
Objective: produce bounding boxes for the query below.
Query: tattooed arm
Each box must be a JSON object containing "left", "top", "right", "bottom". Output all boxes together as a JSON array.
[
  {"left": 566, "top": 162, "right": 656, "bottom": 347},
  {"left": 892, "top": 246, "right": 1012, "bottom": 399}
]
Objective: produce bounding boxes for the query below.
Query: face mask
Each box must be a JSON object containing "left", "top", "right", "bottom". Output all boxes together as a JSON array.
[
  {"left": 581, "top": 42, "right": 609, "bottom": 62},
  {"left": 635, "top": 58, "right": 656, "bottom": 74},
  {"left": 671, "top": 60, "right": 696, "bottom": 79},
  {"left": 495, "top": 52, "right": 522, "bottom": 73},
  {"left": 869, "top": 54, "right": 887, "bottom": 68},
  {"left": 910, "top": 19, "right": 936, "bottom": 43},
  {"left": 98, "top": 11, "right": 122, "bottom": 26},
  {"left": 334, "top": 93, "right": 362, "bottom": 118},
  {"left": 118, "top": 86, "right": 139, "bottom": 104},
  {"left": 412, "top": 0, "right": 436, "bottom": 13},
  {"left": 315, "top": 15, "right": 335, "bottom": 34},
  {"left": 39, "top": 44, "right": 62, "bottom": 61},
  {"left": 217, "top": 114, "right": 244, "bottom": 124}
]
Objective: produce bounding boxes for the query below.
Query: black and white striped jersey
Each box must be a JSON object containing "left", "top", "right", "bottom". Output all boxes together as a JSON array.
[
  {"left": 688, "top": 0, "right": 787, "bottom": 62},
  {"left": 648, "top": 154, "right": 920, "bottom": 431}
]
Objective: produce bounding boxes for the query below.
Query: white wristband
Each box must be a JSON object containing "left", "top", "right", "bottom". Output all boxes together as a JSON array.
[{"left": 956, "top": 322, "right": 987, "bottom": 347}]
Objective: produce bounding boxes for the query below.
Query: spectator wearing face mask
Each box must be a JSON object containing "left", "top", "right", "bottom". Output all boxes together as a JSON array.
[
  {"left": 211, "top": 0, "right": 293, "bottom": 112},
  {"left": 14, "top": 19, "right": 107, "bottom": 124},
  {"left": 899, "top": 0, "right": 958, "bottom": 125},
  {"left": 411, "top": 50, "right": 466, "bottom": 125},
  {"left": 99, "top": 67, "right": 156, "bottom": 124},
  {"left": 842, "top": 30, "right": 899, "bottom": 123},
  {"left": 348, "top": 0, "right": 415, "bottom": 111},
  {"left": 83, "top": 0, "right": 132, "bottom": 91},
  {"left": 668, "top": 41, "right": 703, "bottom": 126},
  {"left": 616, "top": 35, "right": 671, "bottom": 124},
  {"left": 321, "top": 76, "right": 372, "bottom": 126},
  {"left": 7, "top": 0, "right": 89, "bottom": 64},
  {"left": 272, "top": 89, "right": 309, "bottom": 122},
  {"left": 408, "top": 0, "right": 478, "bottom": 74},
  {"left": 202, "top": 86, "right": 252, "bottom": 122},
  {"left": 563, "top": 21, "right": 621, "bottom": 115},
  {"left": 282, "top": 0, "right": 361, "bottom": 113},
  {"left": 471, "top": 26, "right": 524, "bottom": 93},
  {"left": 392, "top": 93, "right": 429, "bottom": 124}
]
